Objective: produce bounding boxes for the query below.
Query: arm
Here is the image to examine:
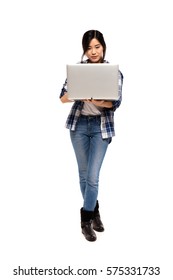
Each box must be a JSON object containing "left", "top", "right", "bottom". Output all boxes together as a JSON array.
[
  {"left": 59, "top": 78, "right": 74, "bottom": 103},
  {"left": 111, "top": 70, "right": 124, "bottom": 111}
]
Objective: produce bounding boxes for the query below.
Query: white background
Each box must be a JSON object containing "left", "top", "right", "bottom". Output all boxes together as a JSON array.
[{"left": 0, "top": 0, "right": 172, "bottom": 279}]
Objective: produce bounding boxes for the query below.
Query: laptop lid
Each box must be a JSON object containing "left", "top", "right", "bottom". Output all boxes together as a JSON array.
[{"left": 67, "top": 64, "right": 119, "bottom": 100}]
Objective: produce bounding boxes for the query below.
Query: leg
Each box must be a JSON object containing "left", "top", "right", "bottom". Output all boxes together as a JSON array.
[
  {"left": 70, "top": 125, "right": 97, "bottom": 242},
  {"left": 83, "top": 133, "right": 110, "bottom": 211},
  {"left": 70, "top": 125, "right": 90, "bottom": 198}
]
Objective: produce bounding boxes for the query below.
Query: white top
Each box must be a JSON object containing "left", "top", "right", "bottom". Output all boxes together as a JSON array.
[{"left": 81, "top": 102, "right": 103, "bottom": 115}]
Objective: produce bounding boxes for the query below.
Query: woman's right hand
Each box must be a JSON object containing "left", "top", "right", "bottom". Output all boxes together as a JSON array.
[{"left": 60, "top": 93, "right": 74, "bottom": 103}]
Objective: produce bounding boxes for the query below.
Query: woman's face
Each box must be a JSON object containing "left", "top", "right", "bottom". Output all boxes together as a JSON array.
[{"left": 85, "top": 38, "right": 104, "bottom": 63}]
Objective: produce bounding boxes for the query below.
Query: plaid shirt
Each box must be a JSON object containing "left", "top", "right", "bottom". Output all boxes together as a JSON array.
[{"left": 60, "top": 60, "right": 123, "bottom": 139}]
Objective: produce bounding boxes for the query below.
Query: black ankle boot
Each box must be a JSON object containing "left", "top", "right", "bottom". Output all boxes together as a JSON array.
[
  {"left": 80, "top": 208, "right": 97, "bottom": 242},
  {"left": 92, "top": 201, "right": 104, "bottom": 232}
]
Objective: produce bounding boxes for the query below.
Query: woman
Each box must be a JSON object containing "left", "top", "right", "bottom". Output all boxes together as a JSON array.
[{"left": 60, "top": 30, "right": 123, "bottom": 242}]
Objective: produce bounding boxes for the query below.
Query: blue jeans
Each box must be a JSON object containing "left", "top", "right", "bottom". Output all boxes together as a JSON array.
[{"left": 70, "top": 115, "right": 111, "bottom": 211}]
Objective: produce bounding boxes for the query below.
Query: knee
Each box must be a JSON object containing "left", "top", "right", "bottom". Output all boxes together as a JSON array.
[{"left": 87, "top": 176, "right": 99, "bottom": 189}]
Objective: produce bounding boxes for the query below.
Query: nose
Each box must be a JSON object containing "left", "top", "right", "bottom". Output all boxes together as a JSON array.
[{"left": 91, "top": 48, "right": 96, "bottom": 54}]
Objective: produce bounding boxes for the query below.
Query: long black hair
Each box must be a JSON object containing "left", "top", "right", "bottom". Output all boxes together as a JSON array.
[{"left": 81, "top": 30, "right": 106, "bottom": 63}]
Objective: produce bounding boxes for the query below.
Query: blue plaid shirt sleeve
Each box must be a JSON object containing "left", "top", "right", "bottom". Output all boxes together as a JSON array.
[
  {"left": 112, "top": 70, "right": 124, "bottom": 111},
  {"left": 60, "top": 78, "right": 67, "bottom": 98}
]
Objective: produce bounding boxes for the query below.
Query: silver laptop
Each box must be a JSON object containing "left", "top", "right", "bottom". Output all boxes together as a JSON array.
[{"left": 67, "top": 64, "right": 119, "bottom": 100}]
